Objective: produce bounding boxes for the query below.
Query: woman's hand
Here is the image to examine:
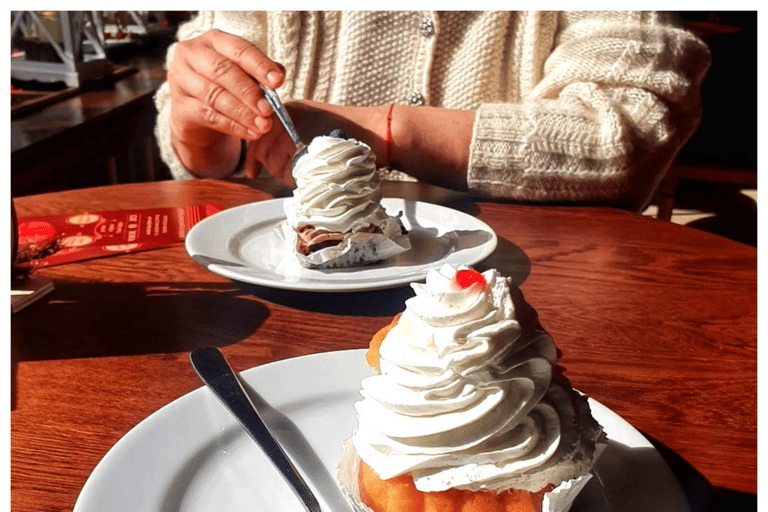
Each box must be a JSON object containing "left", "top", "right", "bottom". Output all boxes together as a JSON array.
[{"left": 167, "top": 29, "right": 285, "bottom": 178}]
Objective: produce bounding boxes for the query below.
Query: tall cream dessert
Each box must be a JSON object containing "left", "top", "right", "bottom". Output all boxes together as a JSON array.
[
  {"left": 282, "top": 132, "right": 410, "bottom": 268},
  {"left": 339, "top": 264, "right": 606, "bottom": 512}
]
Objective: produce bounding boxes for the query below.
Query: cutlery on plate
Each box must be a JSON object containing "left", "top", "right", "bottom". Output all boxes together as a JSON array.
[
  {"left": 259, "top": 85, "right": 308, "bottom": 167},
  {"left": 190, "top": 346, "right": 323, "bottom": 512}
]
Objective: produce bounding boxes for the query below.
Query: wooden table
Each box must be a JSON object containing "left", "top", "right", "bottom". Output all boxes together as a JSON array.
[{"left": 11, "top": 178, "right": 756, "bottom": 511}]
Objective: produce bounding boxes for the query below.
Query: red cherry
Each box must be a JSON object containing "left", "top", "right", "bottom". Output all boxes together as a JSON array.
[{"left": 455, "top": 269, "right": 486, "bottom": 289}]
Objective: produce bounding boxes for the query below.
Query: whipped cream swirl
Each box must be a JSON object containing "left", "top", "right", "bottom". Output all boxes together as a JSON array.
[
  {"left": 284, "top": 135, "right": 388, "bottom": 233},
  {"left": 351, "top": 265, "right": 602, "bottom": 493}
]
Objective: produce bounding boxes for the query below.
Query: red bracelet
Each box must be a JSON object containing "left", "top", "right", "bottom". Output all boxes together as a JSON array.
[{"left": 385, "top": 103, "right": 395, "bottom": 168}]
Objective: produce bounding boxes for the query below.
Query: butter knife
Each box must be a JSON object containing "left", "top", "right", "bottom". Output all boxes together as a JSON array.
[{"left": 190, "top": 346, "right": 323, "bottom": 512}]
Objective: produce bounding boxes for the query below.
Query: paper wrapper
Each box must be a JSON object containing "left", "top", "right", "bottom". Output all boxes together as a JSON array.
[
  {"left": 279, "top": 217, "right": 411, "bottom": 269},
  {"left": 338, "top": 439, "right": 605, "bottom": 512}
]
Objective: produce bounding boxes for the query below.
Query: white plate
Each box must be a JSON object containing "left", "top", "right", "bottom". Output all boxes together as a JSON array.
[
  {"left": 185, "top": 198, "right": 498, "bottom": 292},
  {"left": 74, "top": 350, "right": 690, "bottom": 512}
]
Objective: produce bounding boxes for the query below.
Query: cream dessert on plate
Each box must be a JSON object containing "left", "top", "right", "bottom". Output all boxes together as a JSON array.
[
  {"left": 282, "top": 131, "right": 410, "bottom": 269},
  {"left": 339, "top": 264, "right": 606, "bottom": 512}
]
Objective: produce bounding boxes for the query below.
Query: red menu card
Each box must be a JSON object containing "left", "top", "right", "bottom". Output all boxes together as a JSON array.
[{"left": 16, "top": 203, "right": 222, "bottom": 268}]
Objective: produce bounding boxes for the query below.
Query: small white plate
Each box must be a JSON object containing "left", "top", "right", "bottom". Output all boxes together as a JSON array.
[
  {"left": 74, "top": 350, "right": 690, "bottom": 512},
  {"left": 185, "top": 198, "right": 498, "bottom": 292}
]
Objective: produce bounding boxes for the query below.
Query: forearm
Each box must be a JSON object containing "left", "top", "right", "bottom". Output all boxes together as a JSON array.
[
  {"left": 463, "top": 12, "right": 711, "bottom": 210},
  {"left": 288, "top": 101, "right": 474, "bottom": 191}
]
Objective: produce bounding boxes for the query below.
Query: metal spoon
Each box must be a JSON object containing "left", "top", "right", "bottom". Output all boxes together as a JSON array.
[
  {"left": 260, "top": 85, "right": 308, "bottom": 167},
  {"left": 190, "top": 346, "right": 323, "bottom": 512}
]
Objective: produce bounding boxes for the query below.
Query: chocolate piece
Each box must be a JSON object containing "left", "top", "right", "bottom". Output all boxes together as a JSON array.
[{"left": 295, "top": 224, "right": 385, "bottom": 256}]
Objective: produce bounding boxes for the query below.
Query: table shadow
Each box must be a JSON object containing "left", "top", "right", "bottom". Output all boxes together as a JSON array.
[
  {"left": 12, "top": 280, "right": 268, "bottom": 361},
  {"left": 11, "top": 280, "right": 268, "bottom": 409},
  {"left": 475, "top": 236, "right": 531, "bottom": 287},
  {"left": 642, "top": 432, "right": 756, "bottom": 512},
  {"left": 240, "top": 282, "right": 415, "bottom": 317}
]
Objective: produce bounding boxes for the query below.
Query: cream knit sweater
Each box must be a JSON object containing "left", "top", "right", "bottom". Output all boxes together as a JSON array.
[{"left": 154, "top": 11, "right": 710, "bottom": 210}]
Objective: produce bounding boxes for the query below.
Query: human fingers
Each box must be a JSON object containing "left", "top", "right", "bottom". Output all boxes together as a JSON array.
[
  {"left": 182, "top": 29, "right": 284, "bottom": 120},
  {"left": 169, "top": 29, "right": 285, "bottom": 133},
  {"left": 168, "top": 62, "right": 272, "bottom": 143},
  {"left": 173, "top": 37, "right": 270, "bottom": 119},
  {"left": 244, "top": 121, "right": 296, "bottom": 187},
  {"left": 203, "top": 29, "right": 284, "bottom": 91}
]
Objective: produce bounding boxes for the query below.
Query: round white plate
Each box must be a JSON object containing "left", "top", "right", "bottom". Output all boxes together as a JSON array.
[
  {"left": 74, "top": 350, "right": 690, "bottom": 512},
  {"left": 185, "top": 198, "right": 498, "bottom": 292}
]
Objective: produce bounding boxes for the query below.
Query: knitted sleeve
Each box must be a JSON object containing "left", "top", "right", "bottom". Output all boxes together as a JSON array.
[
  {"left": 153, "top": 12, "right": 268, "bottom": 180},
  {"left": 467, "top": 11, "right": 711, "bottom": 211}
]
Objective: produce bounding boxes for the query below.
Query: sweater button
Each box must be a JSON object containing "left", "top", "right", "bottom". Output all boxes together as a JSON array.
[
  {"left": 420, "top": 17, "right": 434, "bottom": 37},
  {"left": 409, "top": 91, "right": 425, "bottom": 106}
]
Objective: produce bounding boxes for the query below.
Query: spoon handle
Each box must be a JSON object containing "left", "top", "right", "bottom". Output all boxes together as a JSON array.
[
  {"left": 190, "top": 346, "right": 323, "bottom": 512},
  {"left": 260, "top": 85, "right": 303, "bottom": 148}
]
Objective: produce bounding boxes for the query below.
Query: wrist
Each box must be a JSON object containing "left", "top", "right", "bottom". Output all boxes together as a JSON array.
[
  {"left": 362, "top": 104, "right": 391, "bottom": 168},
  {"left": 384, "top": 103, "right": 395, "bottom": 168},
  {"left": 388, "top": 106, "right": 474, "bottom": 190}
]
